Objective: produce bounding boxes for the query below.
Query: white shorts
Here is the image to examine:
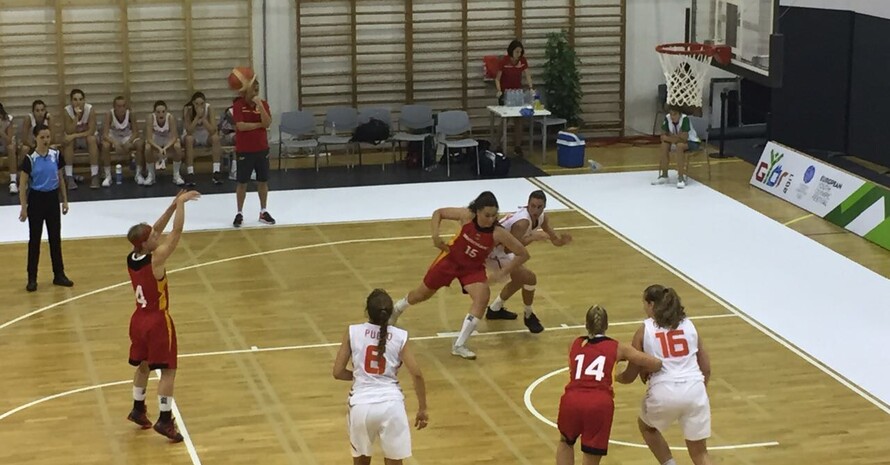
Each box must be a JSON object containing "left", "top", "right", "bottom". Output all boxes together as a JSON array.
[
  {"left": 640, "top": 380, "right": 711, "bottom": 441},
  {"left": 186, "top": 128, "right": 210, "bottom": 147},
  {"left": 347, "top": 400, "right": 412, "bottom": 460},
  {"left": 485, "top": 250, "right": 515, "bottom": 282},
  {"left": 108, "top": 133, "right": 133, "bottom": 147},
  {"left": 152, "top": 135, "right": 172, "bottom": 149}
]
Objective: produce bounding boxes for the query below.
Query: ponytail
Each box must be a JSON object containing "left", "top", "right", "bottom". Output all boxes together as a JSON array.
[
  {"left": 366, "top": 289, "right": 395, "bottom": 368},
  {"left": 653, "top": 287, "right": 686, "bottom": 329}
]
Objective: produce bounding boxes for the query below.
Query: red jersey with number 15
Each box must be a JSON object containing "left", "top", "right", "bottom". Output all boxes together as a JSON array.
[
  {"left": 127, "top": 253, "right": 170, "bottom": 313},
  {"left": 440, "top": 218, "right": 496, "bottom": 268},
  {"left": 565, "top": 336, "right": 619, "bottom": 396}
]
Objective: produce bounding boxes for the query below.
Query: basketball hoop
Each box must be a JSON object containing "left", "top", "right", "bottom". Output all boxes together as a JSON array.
[{"left": 655, "top": 43, "right": 731, "bottom": 111}]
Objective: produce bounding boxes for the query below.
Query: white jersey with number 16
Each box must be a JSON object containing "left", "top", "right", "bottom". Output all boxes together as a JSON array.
[{"left": 642, "top": 317, "right": 704, "bottom": 386}]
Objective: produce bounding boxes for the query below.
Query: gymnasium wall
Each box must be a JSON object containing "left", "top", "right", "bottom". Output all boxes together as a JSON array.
[
  {"left": 0, "top": 0, "right": 252, "bottom": 129},
  {"left": 291, "top": 0, "right": 625, "bottom": 138}
]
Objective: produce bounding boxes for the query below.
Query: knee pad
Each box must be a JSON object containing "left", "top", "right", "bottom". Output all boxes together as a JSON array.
[{"left": 523, "top": 284, "right": 536, "bottom": 292}]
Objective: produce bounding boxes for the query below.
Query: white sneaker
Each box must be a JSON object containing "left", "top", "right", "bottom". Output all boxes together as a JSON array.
[
  {"left": 388, "top": 309, "right": 403, "bottom": 326},
  {"left": 143, "top": 173, "right": 155, "bottom": 186},
  {"left": 135, "top": 173, "right": 146, "bottom": 185},
  {"left": 173, "top": 174, "right": 185, "bottom": 186},
  {"left": 451, "top": 345, "right": 477, "bottom": 360},
  {"left": 101, "top": 176, "right": 111, "bottom": 188},
  {"left": 9, "top": 182, "right": 18, "bottom": 195},
  {"left": 651, "top": 176, "right": 669, "bottom": 185},
  {"left": 156, "top": 159, "right": 166, "bottom": 170},
  {"left": 677, "top": 179, "right": 686, "bottom": 189}
]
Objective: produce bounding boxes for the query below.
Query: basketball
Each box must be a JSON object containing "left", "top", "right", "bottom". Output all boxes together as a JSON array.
[{"left": 227, "top": 66, "right": 256, "bottom": 92}]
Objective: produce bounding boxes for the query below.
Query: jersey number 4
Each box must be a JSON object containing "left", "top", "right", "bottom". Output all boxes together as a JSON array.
[
  {"left": 134, "top": 285, "right": 147, "bottom": 309},
  {"left": 363, "top": 346, "right": 386, "bottom": 374},
  {"left": 573, "top": 354, "right": 606, "bottom": 381},
  {"left": 655, "top": 330, "right": 689, "bottom": 357}
]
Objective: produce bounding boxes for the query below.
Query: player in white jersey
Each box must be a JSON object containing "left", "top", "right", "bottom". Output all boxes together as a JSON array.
[
  {"left": 62, "top": 89, "right": 100, "bottom": 189},
  {"left": 182, "top": 92, "right": 224, "bottom": 185},
  {"left": 333, "top": 289, "right": 428, "bottom": 465},
  {"left": 0, "top": 103, "right": 16, "bottom": 194},
  {"left": 484, "top": 190, "right": 572, "bottom": 333},
  {"left": 19, "top": 100, "right": 51, "bottom": 158},
  {"left": 102, "top": 96, "right": 147, "bottom": 185},
  {"left": 617, "top": 285, "right": 713, "bottom": 465},
  {"left": 144, "top": 100, "right": 185, "bottom": 186}
]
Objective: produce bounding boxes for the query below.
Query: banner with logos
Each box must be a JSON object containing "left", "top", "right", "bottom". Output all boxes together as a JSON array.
[{"left": 750, "top": 141, "right": 890, "bottom": 251}]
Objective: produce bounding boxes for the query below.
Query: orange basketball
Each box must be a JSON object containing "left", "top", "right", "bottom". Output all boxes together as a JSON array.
[{"left": 227, "top": 66, "right": 256, "bottom": 92}]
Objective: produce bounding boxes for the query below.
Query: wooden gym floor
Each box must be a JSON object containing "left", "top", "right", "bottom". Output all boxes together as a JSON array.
[{"left": 1, "top": 143, "right": 888, "bottom": 464}]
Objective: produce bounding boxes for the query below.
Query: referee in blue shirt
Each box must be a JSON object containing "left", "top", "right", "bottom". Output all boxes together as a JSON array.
[{"left": 18, "top": 124, "right": 73, "bottom": 292}]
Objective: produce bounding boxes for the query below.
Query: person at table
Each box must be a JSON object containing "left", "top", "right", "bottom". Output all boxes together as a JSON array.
[{"left": 495, "top": 39, "right": 534, "bottom": 157}]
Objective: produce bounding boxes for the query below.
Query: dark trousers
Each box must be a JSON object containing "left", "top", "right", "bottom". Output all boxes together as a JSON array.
[{"left": 27, "top": 189, "right": 65, "bottom": 280}]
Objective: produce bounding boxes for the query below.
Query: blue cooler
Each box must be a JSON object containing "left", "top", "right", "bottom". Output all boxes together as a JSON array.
[{"left": 556, "top": 131, "right": 585, "bottom": 168}]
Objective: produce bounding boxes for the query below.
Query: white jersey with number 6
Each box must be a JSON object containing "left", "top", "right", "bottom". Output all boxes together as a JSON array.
[
  {"left": 348, "top": 322, "right": 408, "bottom": 405},
  {"left": 642, "top": 317, "right": 704, "bottom": 386}
]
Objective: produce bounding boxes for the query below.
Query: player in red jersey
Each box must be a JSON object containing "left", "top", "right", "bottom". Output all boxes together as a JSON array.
[
  {"left": 556, "top": 305, "right": 663, "bottom": 465},
  {"left": 389, "top": 191, "right": 530, "bottom": 360},
  {"left": 124, "top": 189, "right": 201, "bottom": 442}
]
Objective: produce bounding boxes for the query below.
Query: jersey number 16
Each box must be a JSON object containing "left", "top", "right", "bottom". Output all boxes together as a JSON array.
[{"left": 655, "top": 330, "right": 689, "bottom": 357}]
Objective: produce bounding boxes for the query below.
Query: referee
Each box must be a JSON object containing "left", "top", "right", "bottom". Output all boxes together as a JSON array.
[{"left": 18, "top": 124, "right": 73, "bottom": 292}]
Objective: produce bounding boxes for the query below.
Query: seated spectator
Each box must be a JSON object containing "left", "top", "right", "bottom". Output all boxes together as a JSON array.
[
  {"left": 183, "top": 92, "right": 223, "bottom": 185},
  {"left": 101, "top": 96, "right": 145, "bottom": 185},
  {"left": 144, "top": 100, "right": 185, "bottom": 186},
  {"left": 63, "top": 89, "right": 101, "bottom": 189}
]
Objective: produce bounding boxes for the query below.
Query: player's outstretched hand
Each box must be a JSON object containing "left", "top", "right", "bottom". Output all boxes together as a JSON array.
[{"left": 178, "top": 191, "right": 201, "bottom": 203}]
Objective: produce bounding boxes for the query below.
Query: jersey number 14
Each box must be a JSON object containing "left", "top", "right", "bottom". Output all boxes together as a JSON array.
[{"left": 573, "top": 354, "right": 606, "bottom": 381}]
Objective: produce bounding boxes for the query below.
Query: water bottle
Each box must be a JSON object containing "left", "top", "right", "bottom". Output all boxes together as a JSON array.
[
  {"left": 129, "top": 154, "right": 136, "bottom": 172},
  {"left": 330, "top": 121, "right": 337, "bottom": 136},
  {"left": 534, "top": 91, "right": 542, "bottom": 110},
  {"left": 115, "top": 164, "right": 123, "bottom": 184}
]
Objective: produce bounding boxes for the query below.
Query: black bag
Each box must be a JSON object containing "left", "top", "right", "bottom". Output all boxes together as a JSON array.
[
  {"left": 352, "top": 118, "right": 391, "bottom": 144},
  {"left": 406, "top": 134, "right": 436, "bottom": 168},
  {"left": 478, "top": 150, "right": 511, "bottom": 178}
]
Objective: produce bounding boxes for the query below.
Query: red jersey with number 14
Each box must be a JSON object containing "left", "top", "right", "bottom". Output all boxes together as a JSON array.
[
  {"left": 127, "top": 253, "right": 170, "bottom": 313},
  {"left": 565, "top": 336, "right": 619, "bottom": 395},
  {"left": 439, "top": 218, "right": 496, "bottom": 268}
]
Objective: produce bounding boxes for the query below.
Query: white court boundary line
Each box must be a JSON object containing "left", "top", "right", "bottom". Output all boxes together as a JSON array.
[
  {"left": 0, "top": 223, "right": 601, "bottom": 333},
  {"left": 157, "top": 370, "right": 201, "bottom": 465},
  {"left": 530, "top": 176, "right": 890, "bottom": 415},
  {"left": 522, "top": 367, "right": 780, "bottom": 451}
]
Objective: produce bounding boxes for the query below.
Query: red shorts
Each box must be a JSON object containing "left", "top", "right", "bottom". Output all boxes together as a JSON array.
[
  {"left": 128, "top": 310, "right": 178, "bottom": 370},
  {"left": 557, "top": 389, "right": 615, "bottom": 455},
  {"left": 422, "top": 255, "right": 487, "bottom": 290}
]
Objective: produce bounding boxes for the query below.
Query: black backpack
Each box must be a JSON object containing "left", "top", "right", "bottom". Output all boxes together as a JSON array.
[
  {"left": 478, "top": 150, "right": 511, "bottom": 178},
  {"left": 352, "top": 118, "right": 390, "bottom": 144},
  {"left": 406, "top": 134, "right": 437, "bottom": 168}
]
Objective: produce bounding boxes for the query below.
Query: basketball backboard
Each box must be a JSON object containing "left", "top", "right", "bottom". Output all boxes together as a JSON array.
[{"left": 690, "top": 0, "right": 782, "bottom": 87}]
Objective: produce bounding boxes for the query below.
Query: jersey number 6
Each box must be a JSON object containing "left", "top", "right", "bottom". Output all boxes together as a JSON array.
[{"left": 364, "top": 345, "right": 386, "bottom": 374}]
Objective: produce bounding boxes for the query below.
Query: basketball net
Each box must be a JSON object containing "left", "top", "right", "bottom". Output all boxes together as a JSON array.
[{"left": 656, "top": 43, "right": 715, "bottom": 109}]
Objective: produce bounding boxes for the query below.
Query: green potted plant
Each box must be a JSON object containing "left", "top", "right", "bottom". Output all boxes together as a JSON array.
[{"left": 541, "top": 30, "right": 583, "bottom": 127}]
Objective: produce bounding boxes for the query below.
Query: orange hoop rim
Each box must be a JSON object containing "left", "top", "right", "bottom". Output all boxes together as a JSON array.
[{"left": 655, "top": 42, "right": 715, "bottom": 56}]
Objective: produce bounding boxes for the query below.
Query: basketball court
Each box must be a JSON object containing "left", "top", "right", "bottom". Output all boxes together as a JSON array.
[{"left": 2, "top": 0, "right": 890, "bottom": 464}]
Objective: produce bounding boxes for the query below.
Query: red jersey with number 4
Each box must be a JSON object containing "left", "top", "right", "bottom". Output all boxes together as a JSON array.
[
  {"left": 565, "top": 336, "right": 619, "bottom": 395},
  {"left": 441, "top": 218, "right": 496, "bottom": 268},
  {"left": 127, "top": 253, "right": 169, "bottom": 313}
]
